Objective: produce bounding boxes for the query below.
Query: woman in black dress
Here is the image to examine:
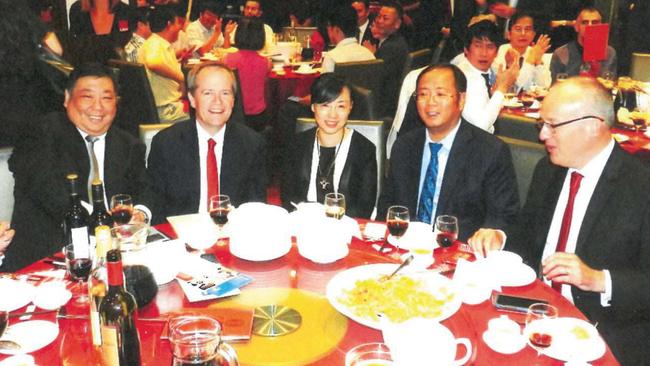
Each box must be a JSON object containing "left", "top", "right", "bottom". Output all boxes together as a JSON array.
[{"left": 282, "top": 74, "right": 377, "bottom": 218}]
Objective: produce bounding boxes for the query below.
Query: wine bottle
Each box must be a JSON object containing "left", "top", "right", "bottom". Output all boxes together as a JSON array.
[
  {"left": 89, "top": 180, "right": 113, "bottom": 236},
  {"left": 63, "top": 173, "right": 91, "bottom": 258},
  {"left": 99, "top": 249, "right": 142, "bottom": 366},
  {"left": 89, "top": 225, "right": 111, "bottom": 347}
]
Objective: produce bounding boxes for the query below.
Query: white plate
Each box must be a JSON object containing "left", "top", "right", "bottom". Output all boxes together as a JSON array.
[
  {"left": 524, "top": 317, "right": 606, "bottom": 362},
  {"left": 325, "top": 264, "right": 461, "bottom": 329},
  {"left": 499, "top": 263, "right": 536, "bottom": 287},
  {"left": 503, "top": 100, "right": 523, "bottom": 108},
  {"left": 0, "top": 320, "right": 59, "bottom": 355},
  {"left": 0, "top": 279, "right": 34, "bottom": 312},
  {"left": 294, "top": 69, "right": 317, "bottom": 75},
  {"left": 32, "top": 282, "right": 71, "bottom": 310}
]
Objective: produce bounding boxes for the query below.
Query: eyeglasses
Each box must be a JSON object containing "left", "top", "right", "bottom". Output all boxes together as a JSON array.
[
  {"left": 535, "top": 115, "right": 604, "bottom": 132},
  {"left": 413, "top": 91, "right": 455, "bottom": 103}
]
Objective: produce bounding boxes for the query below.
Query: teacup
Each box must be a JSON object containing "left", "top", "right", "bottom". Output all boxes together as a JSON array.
[{"left": 382, "top": 318, "right": 471, "bottom": 366}]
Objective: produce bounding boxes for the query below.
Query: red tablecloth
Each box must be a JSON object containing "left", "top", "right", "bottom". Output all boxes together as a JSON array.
[{"left": 2, "top": 223, "right": 619, "bottom": 365}]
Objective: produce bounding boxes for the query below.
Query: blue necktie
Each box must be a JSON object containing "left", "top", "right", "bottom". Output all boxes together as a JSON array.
[{"left": 417, "top": 143, "right": 442, "bottom": 224}]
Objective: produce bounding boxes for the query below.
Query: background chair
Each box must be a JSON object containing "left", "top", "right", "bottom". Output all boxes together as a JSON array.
[
  {"left": 349, "top": 86, "right": 378, "bottom": 121},
  {"left": 401, "top": 48, "right": 432, "bottom": 82},
  {"left": 630, "top": 53, "right": 650, "bottom": 82},
  {"left": 0, "top": 147, "right": 14, "bottom": 222},
  {"left": 494, "top": 113, "right": 540, "bottom": 143},
  {"left": 333, "top": 59, "right": 385, "bottom": 103},
  {"left": 296, "top": 118, "right": 385, "bottom": 213},
  {"left": 139, "top": 123, "right": 172, "bottom": 163},
  {"left": 497, "top": 136, "right": 546, "bottom": 204},
  {"left": 108, "top": 59, "right": 160, "bottom": 137}
]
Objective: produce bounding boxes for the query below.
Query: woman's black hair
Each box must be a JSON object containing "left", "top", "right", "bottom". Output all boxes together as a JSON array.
[
  {"left": 235, "top": 17, "right": 265, "bottom": 51},
  {"left": 311, "top": 73, "right": 353, "bottom": 105}
]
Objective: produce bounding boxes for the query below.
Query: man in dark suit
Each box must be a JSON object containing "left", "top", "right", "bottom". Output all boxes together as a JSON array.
[
  {"left": 471, "top": 77, "right": 650, "bottom": 365},
  {"left": 147, "top": 62, "right": 267, "bottom": 224},
  {"left": 362, "top": 0, "right": 409, "bottom": 117},
  {"left": 4, "top": 64, "right": 150, "bottom": 271},
  {"left": 378, "top": 64, "right": 519, "bottom": 241},
  {"left": 351, "top": 0, "right": 376, "bottom": 45}
]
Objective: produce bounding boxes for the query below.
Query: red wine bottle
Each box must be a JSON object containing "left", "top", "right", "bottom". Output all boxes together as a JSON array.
[
  {"left": 63, "top": 173, "right": 90, "bottom": 257},
  {"left": 89, "top": 180, "right": 113, "bottom": 235},
  {"left": 89, "top": 225, "right": 111, "bottom": 347},
  {"left": 99, "top": 249, "right": 141, "bottom": 366}
]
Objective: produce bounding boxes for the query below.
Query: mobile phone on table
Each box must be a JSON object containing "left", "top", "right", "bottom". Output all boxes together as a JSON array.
[
  {"left": 492, "top": 293, "right": 548, "bottom": 314},
  {"left": 146, "top": 227, "right": 170, "bottom": 243}
]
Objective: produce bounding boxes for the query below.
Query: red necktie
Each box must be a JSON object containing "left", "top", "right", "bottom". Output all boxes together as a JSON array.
[
  {"left": 552, "top": 171, "right": 583, "bottom": 292},
  {"left": 207, "top": 138, "right": 219, "bottom": 202}
]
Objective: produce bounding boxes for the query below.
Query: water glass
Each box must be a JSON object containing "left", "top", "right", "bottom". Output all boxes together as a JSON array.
[
  {"left": 345, "top": 343, "right": 393, "bottom": 366},
  {"left": 324, "top": 193, "right": 346, "bottom": 220}
]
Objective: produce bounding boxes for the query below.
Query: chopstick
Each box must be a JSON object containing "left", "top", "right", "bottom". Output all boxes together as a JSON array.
[{"left": 8, "top": 308, "right": 59, "bottom": 319}]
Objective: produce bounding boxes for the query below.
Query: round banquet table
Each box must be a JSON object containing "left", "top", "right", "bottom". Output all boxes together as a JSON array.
[{"left": 2, "top": 222, "right": 619, "bottom": 365}]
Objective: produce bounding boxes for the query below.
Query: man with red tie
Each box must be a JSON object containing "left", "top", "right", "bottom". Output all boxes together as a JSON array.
[
  {"left": 146, "top": 62, "right": 267, "bottom": 224},
  {"left": 470, "top": 77, "right": 650, "bottom": 365}
]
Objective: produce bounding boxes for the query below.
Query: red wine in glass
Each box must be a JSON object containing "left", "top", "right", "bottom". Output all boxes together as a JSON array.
[
  {"left": 521, "top": 98, "right": 534, "bottom": 109},
  {"left": 387, "top": 219, "right": 408, "bottom": 237},
  {"left": 529, "top": 332, "right": 552, "bottom": 349},
  {"left": 436, "top": 231, "right": 457, "bottom": 248},
  {"left": 69, "top": 257, "right": 93, "bottom": 280},
  {"left": 210, "top": 207, "right": 231, "bottom": 226},
  {"left": 112, "top": 207, "right": 133, "bottom": 225}
]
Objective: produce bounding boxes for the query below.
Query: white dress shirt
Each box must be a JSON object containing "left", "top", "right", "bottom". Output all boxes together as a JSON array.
[
  {"left": 541, "top": 139, "right": 615, "bottom": 306},
  {"left": 186, "top": 19, "right": 225, "bottom": 56},
  {"left": 357, "top": 19, "right": 370, "bottom": 44},
  {"left": 456, "top": 57, "right": 503, "bottom": 133},
  {"left": 416, "top": 121, "right": 461, "bottom": 224},
  {"left": 196, "top": 121, "right": 225, "bottom": 213},
  {"left": 492, "top": 44, "right": 552, "bottom": 91},
  {"left": 321, "top": 38, "right": 376, "bottom": 73}
]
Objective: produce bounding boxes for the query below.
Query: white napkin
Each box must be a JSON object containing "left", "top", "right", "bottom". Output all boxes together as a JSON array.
[
  {"left": 452, "top": 258, "right": 500, "bottom": 304},
  {"left": 167, "top": 213, "right": 220, "bottom": 251},
  {"left": 295, "top": 216, "right": 350, "bottom": 263}
]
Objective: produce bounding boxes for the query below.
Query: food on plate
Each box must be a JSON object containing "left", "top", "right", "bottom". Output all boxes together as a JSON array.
[
  {"left": 337, "top": 275, "right": 454, "bottom": 323},
  {"left": 570, "top": 325, "right": 591, "bottom": 340}
]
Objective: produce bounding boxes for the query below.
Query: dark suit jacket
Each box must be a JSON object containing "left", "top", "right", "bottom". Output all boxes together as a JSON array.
[
  {"left": 146, "top": 119, "right": 267, "bottom": 224},
  {"left": 379, "top": 120, "right": 519, "bottom": 241},
  {"left": 505, "top": 145, "right": 650, "bottom": 365},
  {"left": 359, "top": 18, "right": 376, "bottom": 45},
  {"left": 281, "top": 128, "right": 377, "bottom": 218},
  {"left": 4, "top": 112, "right": 149, "bottom": 271},
  {"left": 375, "top": 32, "right": 409, "bottom": 117}
]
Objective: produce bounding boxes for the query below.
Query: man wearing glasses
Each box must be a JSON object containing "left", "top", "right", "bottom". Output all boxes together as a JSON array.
[
  {"left": 492, "top": 12, "right": 551, "bottom": 91},
  {"left": 550, "top": 7, "right": 617, "bottom": 82},
  {"left": 471, "top": 76, "right": 650, "bottom": 365},
  {"left": 379, "top": 64, "right": 519, "bottom": 242}
]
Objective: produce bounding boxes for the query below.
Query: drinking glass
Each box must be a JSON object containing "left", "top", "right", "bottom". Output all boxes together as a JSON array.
[
  {"left": 556, "top": 73, "right": 569, "bottom": 83},
  {"left": 520, "top": 92, "right": 536, "bottom": 112},
  {"left": 345, "top": 343, "right": 393, "bottom": 366},
  {"left": 169, "top": 315, "right": 239, "bottom": 366},
  {"left": 0, "top": 311, "right": 7, "bottom": 338},
  {"left": 434, "top": 215, "right": 458, "bottom": 250},
  {"left": 525, "top": 303, "right": 558, "bottom": 355},
  {"left": 386, "top": 206, "right": 409, "bottom": 258},
  {"left": 64, "top": 243, "right": 93, "bottom": 304},
  {"left": 632, "top": 107, "right": 647, "bottom": 136},
  {"left": 324, "top": 193, "right": 346, "bottom": 219},
  {"left": 209, "top": 194, "right": 231, "bottom": 233},
  {"left": 110, "top": 194, "right": 134, "bottom": 225}
]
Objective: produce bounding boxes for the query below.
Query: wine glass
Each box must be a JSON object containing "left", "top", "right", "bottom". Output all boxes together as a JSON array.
[
  {"left": 525, "top": 303, "right": 558, "bottom": 355},
  {"left": 110, "top": 194, "right": 134, "bottom": 226},
  {"left": 520, "top": 92, "right": 536, "bottom": 112},
  {"left": 325, "top": 193, "right": 346, "bottom": 220},
  {"left": 64, "top": 243, "right": 93, "bottom": 304},
  {"left": 631, "top": 107, "right": 647, "bottom": 138},
  {"left": 209, "top": 194, "right": 232, "bottom": 234},
  {"left": 435, "top": 215, "right": 458, "bottom": 250},
  {"left": 386, "top": 206, "right": 409, "bottom": 258}
]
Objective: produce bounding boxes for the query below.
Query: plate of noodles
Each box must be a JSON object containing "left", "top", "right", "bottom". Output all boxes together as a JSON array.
[{"left": 326, "top": 264, "right": 461, "bottom": 329}]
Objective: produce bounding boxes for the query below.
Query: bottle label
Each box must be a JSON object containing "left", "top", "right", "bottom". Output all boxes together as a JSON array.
[
  {"left": 90, "top": 308, "right": 102, "bottom": 346},
  {"left": 100, "top": 325, "right": 120, "bottom": 365},
  {"left": 71, "top": 227, "right": 90, "bottom": 258}
]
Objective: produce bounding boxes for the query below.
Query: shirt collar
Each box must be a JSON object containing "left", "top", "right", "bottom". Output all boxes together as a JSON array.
[
  {"left": 337, "top": 38, "right": 357, "bottom": 47},
  {"left": 571, "top": 138, "right": 615, "bottom": 179},
  {"left": 195, "top": 120, "right": 226, "bottom": 145},
  {"left": 76, "top": 127, "right": 107, "bottom": 141},
  {"left": 463, "top": 57, "right": 494, "bottom": 76}
]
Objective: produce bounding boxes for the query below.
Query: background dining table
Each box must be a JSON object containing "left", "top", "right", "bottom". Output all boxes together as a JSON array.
[{"left": 1, "top": 221, "right": 619, "bottom": 365}]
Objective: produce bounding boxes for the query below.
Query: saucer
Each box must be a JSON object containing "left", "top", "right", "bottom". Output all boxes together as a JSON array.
[{"left": 0, "top": 320, "right": 59, "bottom": 355}]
